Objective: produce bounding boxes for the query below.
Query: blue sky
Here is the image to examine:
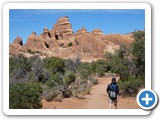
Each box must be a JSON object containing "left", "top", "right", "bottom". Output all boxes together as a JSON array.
[{"left": 9, "top": 9, "right": 145, "bottom": 43}]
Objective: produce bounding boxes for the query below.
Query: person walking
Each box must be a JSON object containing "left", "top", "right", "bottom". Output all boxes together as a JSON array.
[{"left": 106, "top": 77, "right": 119, "bottom": 109}]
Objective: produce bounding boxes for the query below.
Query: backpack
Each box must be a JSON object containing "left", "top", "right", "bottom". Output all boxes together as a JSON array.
[{"left": 109, "top": 84, "right": 117, "bottom": 99}]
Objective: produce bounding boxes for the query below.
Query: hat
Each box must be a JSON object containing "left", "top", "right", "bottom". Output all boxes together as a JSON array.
[{"left": 112, "top": 77, "right": 116, "bottom": 81}]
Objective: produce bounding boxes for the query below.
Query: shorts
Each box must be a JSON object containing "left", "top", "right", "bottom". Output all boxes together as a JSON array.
[{"left": 108, "top": 97, "right": 117, "bottom": 104}]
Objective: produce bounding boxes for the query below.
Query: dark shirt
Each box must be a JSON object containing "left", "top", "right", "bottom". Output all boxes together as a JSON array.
[{"left": 106, "top": 82, "right": 119, "bottom": 96}]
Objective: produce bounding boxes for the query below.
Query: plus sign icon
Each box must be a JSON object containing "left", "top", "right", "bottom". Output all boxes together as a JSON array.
[{"left": 137, "top": 89, "right": 158, "bottom": 110}]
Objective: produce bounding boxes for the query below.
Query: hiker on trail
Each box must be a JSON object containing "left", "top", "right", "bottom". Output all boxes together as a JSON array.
[{"left": 106, "top": 77, "right": 119, "bottom": 109}]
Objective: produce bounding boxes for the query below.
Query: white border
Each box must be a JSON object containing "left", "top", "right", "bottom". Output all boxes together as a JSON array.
[{"left": 3, "top": 3, "right": 151, "bottom": 115}]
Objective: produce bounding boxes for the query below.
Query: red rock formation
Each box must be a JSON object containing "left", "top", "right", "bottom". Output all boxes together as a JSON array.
[
  {"left": 51, "top": 16, "right": 74, "bottom": 40},
  {"left": 9, "top": 36, "right": 24, "bottom": 55},
  {"left": 39, "top": 27, "right": 51, "bottom": 39},
  {"left": 13, "top": 36, "right": 23, "bottom": 45},
  {"left": 9, "top": 16, "right": 134, "bottom": 61},
  {"left": 102, "top": 34, "right": 134, "bottom": 47},
  {"left": 92, "top": 29, "right": 103, "bottom": 35},
  {"left": 75, "top": 27, "right": 88, "bottom": 35},
  {"left": 74, "top": 33, "right": 106, "bottom": 59},
  {"left": 25, "top": 32, "right": 46, "bottom": 50}
]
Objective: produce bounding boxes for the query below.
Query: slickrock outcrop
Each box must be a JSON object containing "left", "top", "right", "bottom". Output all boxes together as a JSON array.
[
  {"left": 102, "top": 34, "right": 134, "bottom": 47},
  {"left": 74, "top": 33, "right": 106, "bottom": 59}
]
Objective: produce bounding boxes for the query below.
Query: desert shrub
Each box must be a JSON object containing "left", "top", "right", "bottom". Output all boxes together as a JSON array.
[
  {"left": 77, "top": 62, "right": 92, "bottom": 79},
  {"left": 9, "top": 82, "right": 42, "bottom": 109},
  {"left": 64, "top": 58, "right": 81, "bottom": 72},
  {"left": 62, "top": 89, "right": 72, "bottom": 98},
  {"left": 96, "top": 65, "right": 106, "bottom": 77},
  {"left": 43, "top": 88, "right": 60, "bottom": 101},
  {"left": 45, "top": 73, "right": 63, "bottom": 88},
  {"left": 70, "top": 77, "right": 92, "bottom": 97},
  {"left": 44, "top": 57, "right": 65, "bottom": 74},
  {"left": 9, "top": 56, "right": 30, "bottom": 74},
  {"left": 89, "top": 59, "right": 111, "bottom": 77},
  {"left": 88, "top": 61, "right": 97, "bottom": 74},
  {"left": 88, "top": 75, "right": 98, "bottom": 85},
  {"left": 68, "top": 42, "right": 73, "bottom": 47},
  {"left": 118, "top": 75, "right": 144, "bottom": 96},
  {"left": 26, "top": 56, "right": 50, "bottom": 82},
  {"left": 133, "top": 30, "right": 145, "bottom": 41},
  {"left": 79, "top": 68, "right": 91, "bottom": 79},
  {"left": 9, "top": 56, "right": 32, "bottom": 85},
  {"left": 64, "top": 71, "right": 76, "bottom": 85},
  {"left": 9, "top": 56, "right": 50, "bottom": 85},
  {"left": 131, "top": 37, "right": 145, "bottom": 77},
  {"left": 82, "top": 88, "right": 91, "bottom": 95},
  {"left": 106, "top": 53, "right": 129, "bottom": 80},
  {"left": 44, "top": 71, "right": 75, "bottom": 100}
]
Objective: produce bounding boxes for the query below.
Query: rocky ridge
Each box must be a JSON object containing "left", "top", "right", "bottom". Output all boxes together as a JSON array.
[{"left": 9, "top": 16, "right": 134, "bottom": 62}]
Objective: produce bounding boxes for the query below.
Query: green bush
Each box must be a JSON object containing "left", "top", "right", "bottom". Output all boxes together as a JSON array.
[
  {"left": 45, "top": 73, "right": 63, "bottom": 88},
  {"left": 44, "top": 57, "right": 65, "bottom": 74},
  {"left": 9, "top": 82, "right": 42, "bottom": 109},
  {"left": 68, "top": 42, "right": 73, "bottom": 47},
  {"left": 9, "top": 56, "right": 50, "bottom": 85},
  {"left": 118, "top": 75, "right": 144, "bottom": 96},
  {"left": 78, "top": 63, "right": 91, "bottom": 79},
  {"left": 64, "top": 71, "right": 76, "bottom": 85},
  {"left": 89, "top": 59, "right": 110, "bottom": 77},
  {"left": 27, "top": 56, "right": 49, "bottom": 82},
  {"left": 9, "top": 56, "right": 102, "bottom": 103},
  {"left": 9, "top": 56, "right": 31, "bottom": 85},
  {"left": 65, "top": 58, "right": 81, "bottom": 72},
  {"left": 133, "top": 30, "right": 145, "bottom": 41},
  {"left": 96, "top": 65, "right": 106, "bottom": 77},
  {"left": 9, "top": 56, "right": 30, "bottom": 74}
]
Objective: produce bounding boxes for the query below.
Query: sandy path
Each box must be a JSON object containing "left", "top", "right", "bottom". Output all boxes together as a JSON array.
[{"left": 42, "top": 76, "right": 140, "bottom": 109}]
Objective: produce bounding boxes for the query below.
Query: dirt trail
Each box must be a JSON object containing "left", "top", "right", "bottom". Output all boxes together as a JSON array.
[{"left": 42, "top": 76, "right": 140, "bottom": 109}]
